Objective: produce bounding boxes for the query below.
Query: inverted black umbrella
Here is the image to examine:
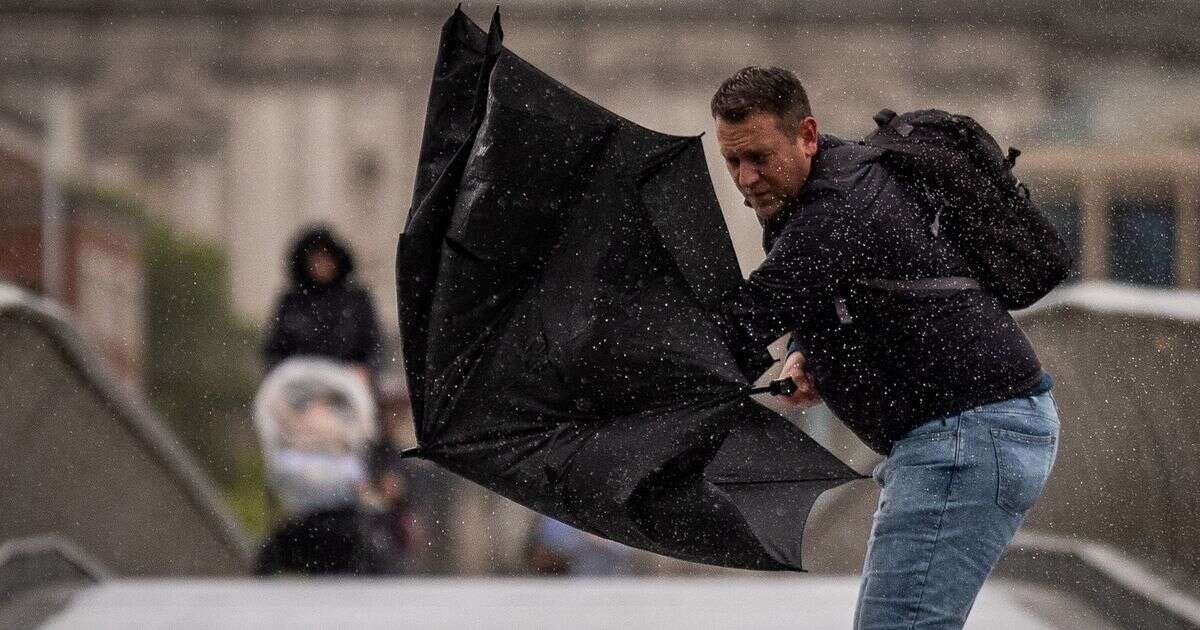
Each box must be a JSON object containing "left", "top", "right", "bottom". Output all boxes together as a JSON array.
[{"left": 397, "top": 8, "right": 861, "bottom": 571}]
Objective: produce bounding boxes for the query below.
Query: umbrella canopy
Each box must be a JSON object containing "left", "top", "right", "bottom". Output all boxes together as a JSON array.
[{"left": 397, "top": 8, "right": 862, "bottom": 571}]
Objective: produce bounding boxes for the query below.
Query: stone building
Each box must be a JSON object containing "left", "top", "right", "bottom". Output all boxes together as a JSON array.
[
  {"left": 4, "top": 0, "right": 1200, "bottom": 578},
  {"left": 3, "top": 0, "right": 1198, "bottom": 336},
  {"left": 0, "top": 111, "right": 145, "bottom": 386}
]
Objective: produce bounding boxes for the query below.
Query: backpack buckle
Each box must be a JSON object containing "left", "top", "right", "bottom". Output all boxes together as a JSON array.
[{"left": 834, "top": 298, "right": 853, "bottom": 325}]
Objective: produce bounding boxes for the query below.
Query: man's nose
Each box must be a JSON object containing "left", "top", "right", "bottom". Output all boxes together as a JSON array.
[{"left": 737, "top": 162, "right": 760, "bottom": 188}]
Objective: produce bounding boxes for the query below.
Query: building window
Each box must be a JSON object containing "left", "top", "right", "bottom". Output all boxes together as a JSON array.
[
  {"left": 1109, "top": 195, "right": 1175, "bottom": 287},
  {"left": 76, "top": 241, "right": 143, "bottom": 370}
]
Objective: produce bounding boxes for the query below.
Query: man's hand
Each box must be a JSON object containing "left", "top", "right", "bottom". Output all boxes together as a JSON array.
[{"left": 779, "top": 351, "right": 821, "bottom": 408}]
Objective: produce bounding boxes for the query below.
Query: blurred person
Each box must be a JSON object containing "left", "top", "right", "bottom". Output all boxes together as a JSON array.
[
  {"left": 256, "top": 226, "right": 403, "bottom": 575},
  {"left": 524, "top": 516, "right": 634, "bottom": 576},
  {"left": 359, "top": 462, "right": 418, "bottom": 573},
  {"left": 254, "top": 506, "right": 378, "bottom": 575},
  {"left": 711, "top": 67, "right": 1064, "bottom": 629},
  {"left": 264, "top": 225, "right": 404, "bottom": 487},
  {"left": 253, "top": 357, "right": 386, "bottom": 575},
  {"left": 263, "top": 225, "right": 382, "bottom": 381}
]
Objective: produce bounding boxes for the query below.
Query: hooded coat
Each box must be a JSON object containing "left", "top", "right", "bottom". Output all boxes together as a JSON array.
[{"left": 264, "top": 227, "right": 382, "bottom": 370}]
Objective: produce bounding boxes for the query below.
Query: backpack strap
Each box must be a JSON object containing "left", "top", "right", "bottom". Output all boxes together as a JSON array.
[
  {"left": 832, "top": 276, "right": 981, "bottom": 327},
  {"left": 861, "top": 276, "right": 980, "bottom": 293}
]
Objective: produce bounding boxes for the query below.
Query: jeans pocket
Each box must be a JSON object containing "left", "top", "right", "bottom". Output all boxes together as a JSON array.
[{"left": 990, "top": 427, "right": 1056, "bottom": 516}]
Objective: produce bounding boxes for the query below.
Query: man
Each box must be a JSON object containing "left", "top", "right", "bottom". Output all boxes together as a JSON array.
[{"left": 711, "top": 67, "right": 1060, "bottom": 629}]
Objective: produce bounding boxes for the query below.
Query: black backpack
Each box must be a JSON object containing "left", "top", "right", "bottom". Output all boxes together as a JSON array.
[{"left": 862, "top": 109, "right": 1073, "bottom": 310}]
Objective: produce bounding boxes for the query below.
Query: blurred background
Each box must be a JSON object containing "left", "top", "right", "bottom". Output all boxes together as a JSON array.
[{"left": 2, "top": 1, "right": 1200, "bottom": 628}]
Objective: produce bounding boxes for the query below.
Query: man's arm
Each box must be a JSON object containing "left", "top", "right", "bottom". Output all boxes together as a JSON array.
[{"left": 716, "top": 194, "right": 849, "bottom": 374}]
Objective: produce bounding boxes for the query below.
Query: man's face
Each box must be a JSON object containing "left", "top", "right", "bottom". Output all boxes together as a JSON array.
[{"left": 715, "top": 111, "right": 818, "bottom": 223}]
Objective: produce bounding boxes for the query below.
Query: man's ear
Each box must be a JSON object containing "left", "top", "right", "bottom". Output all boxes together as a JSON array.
[{"left": 798, "top": 116, "right": 819, "bottom": 157}]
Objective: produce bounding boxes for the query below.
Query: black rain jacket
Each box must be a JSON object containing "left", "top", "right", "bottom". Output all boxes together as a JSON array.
[
  {"left": 719, "top": 136, "right": 1044, "bottom": 454},
  {"left": 263, "top": 228, "right": 382, "bottom": 370}
]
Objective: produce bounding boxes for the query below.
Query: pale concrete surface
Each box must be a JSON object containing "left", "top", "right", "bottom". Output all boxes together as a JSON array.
[{"left": 40, "top": 576, "right": 1117, "bottom": 630}]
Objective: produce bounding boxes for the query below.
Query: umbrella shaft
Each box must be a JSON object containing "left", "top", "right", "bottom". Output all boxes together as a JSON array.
[{"left": 747, "top": 377, "right": 797, "bottom": 397}]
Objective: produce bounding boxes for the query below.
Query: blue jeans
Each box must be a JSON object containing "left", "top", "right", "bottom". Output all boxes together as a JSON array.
[{"left": 853, "top": 393, "right": 1060, "bottom": 630}]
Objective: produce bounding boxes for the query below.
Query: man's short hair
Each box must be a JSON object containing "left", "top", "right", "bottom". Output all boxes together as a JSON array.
[{"left": 711, "top": 66, "right": 812, "bottom": 137}]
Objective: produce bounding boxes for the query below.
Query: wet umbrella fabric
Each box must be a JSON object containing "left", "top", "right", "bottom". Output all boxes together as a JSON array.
[{"left": 397, "top": 9, "right": 862, "bottom": 571}]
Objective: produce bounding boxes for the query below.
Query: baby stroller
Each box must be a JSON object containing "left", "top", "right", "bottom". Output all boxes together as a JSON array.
[{"left": 252, "top": 357, "right": 384, "bottom": 575}]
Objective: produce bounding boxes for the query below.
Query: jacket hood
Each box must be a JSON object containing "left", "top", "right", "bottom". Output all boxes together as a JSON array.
[
  {"left": 761, "top": 134, "right": 883, "bottom": 252},
  {"left": 800, "top": 134, "right": 883, "bottom": 200},
  {"left": 288, "top": 226, "right": 355, "bottom": 287}
]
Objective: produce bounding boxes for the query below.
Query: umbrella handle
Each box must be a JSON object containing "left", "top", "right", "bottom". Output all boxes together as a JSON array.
[{"left": 747, "top": 377, "right": 797, "bottom": 397}]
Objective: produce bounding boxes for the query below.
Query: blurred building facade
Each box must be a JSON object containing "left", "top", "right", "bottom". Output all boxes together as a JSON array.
[
  {"left": 3, "top": 0, "right": 1200, "bottom": 579},
  {"left": 0, "top": 111, "right": 144, "bottom": 386},
  {"left": 2, "top": 0, "right": 1198, "bottom": 335},
  {"left": 1021, "top": 147, "right": 1200, "bottom": 289}
]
